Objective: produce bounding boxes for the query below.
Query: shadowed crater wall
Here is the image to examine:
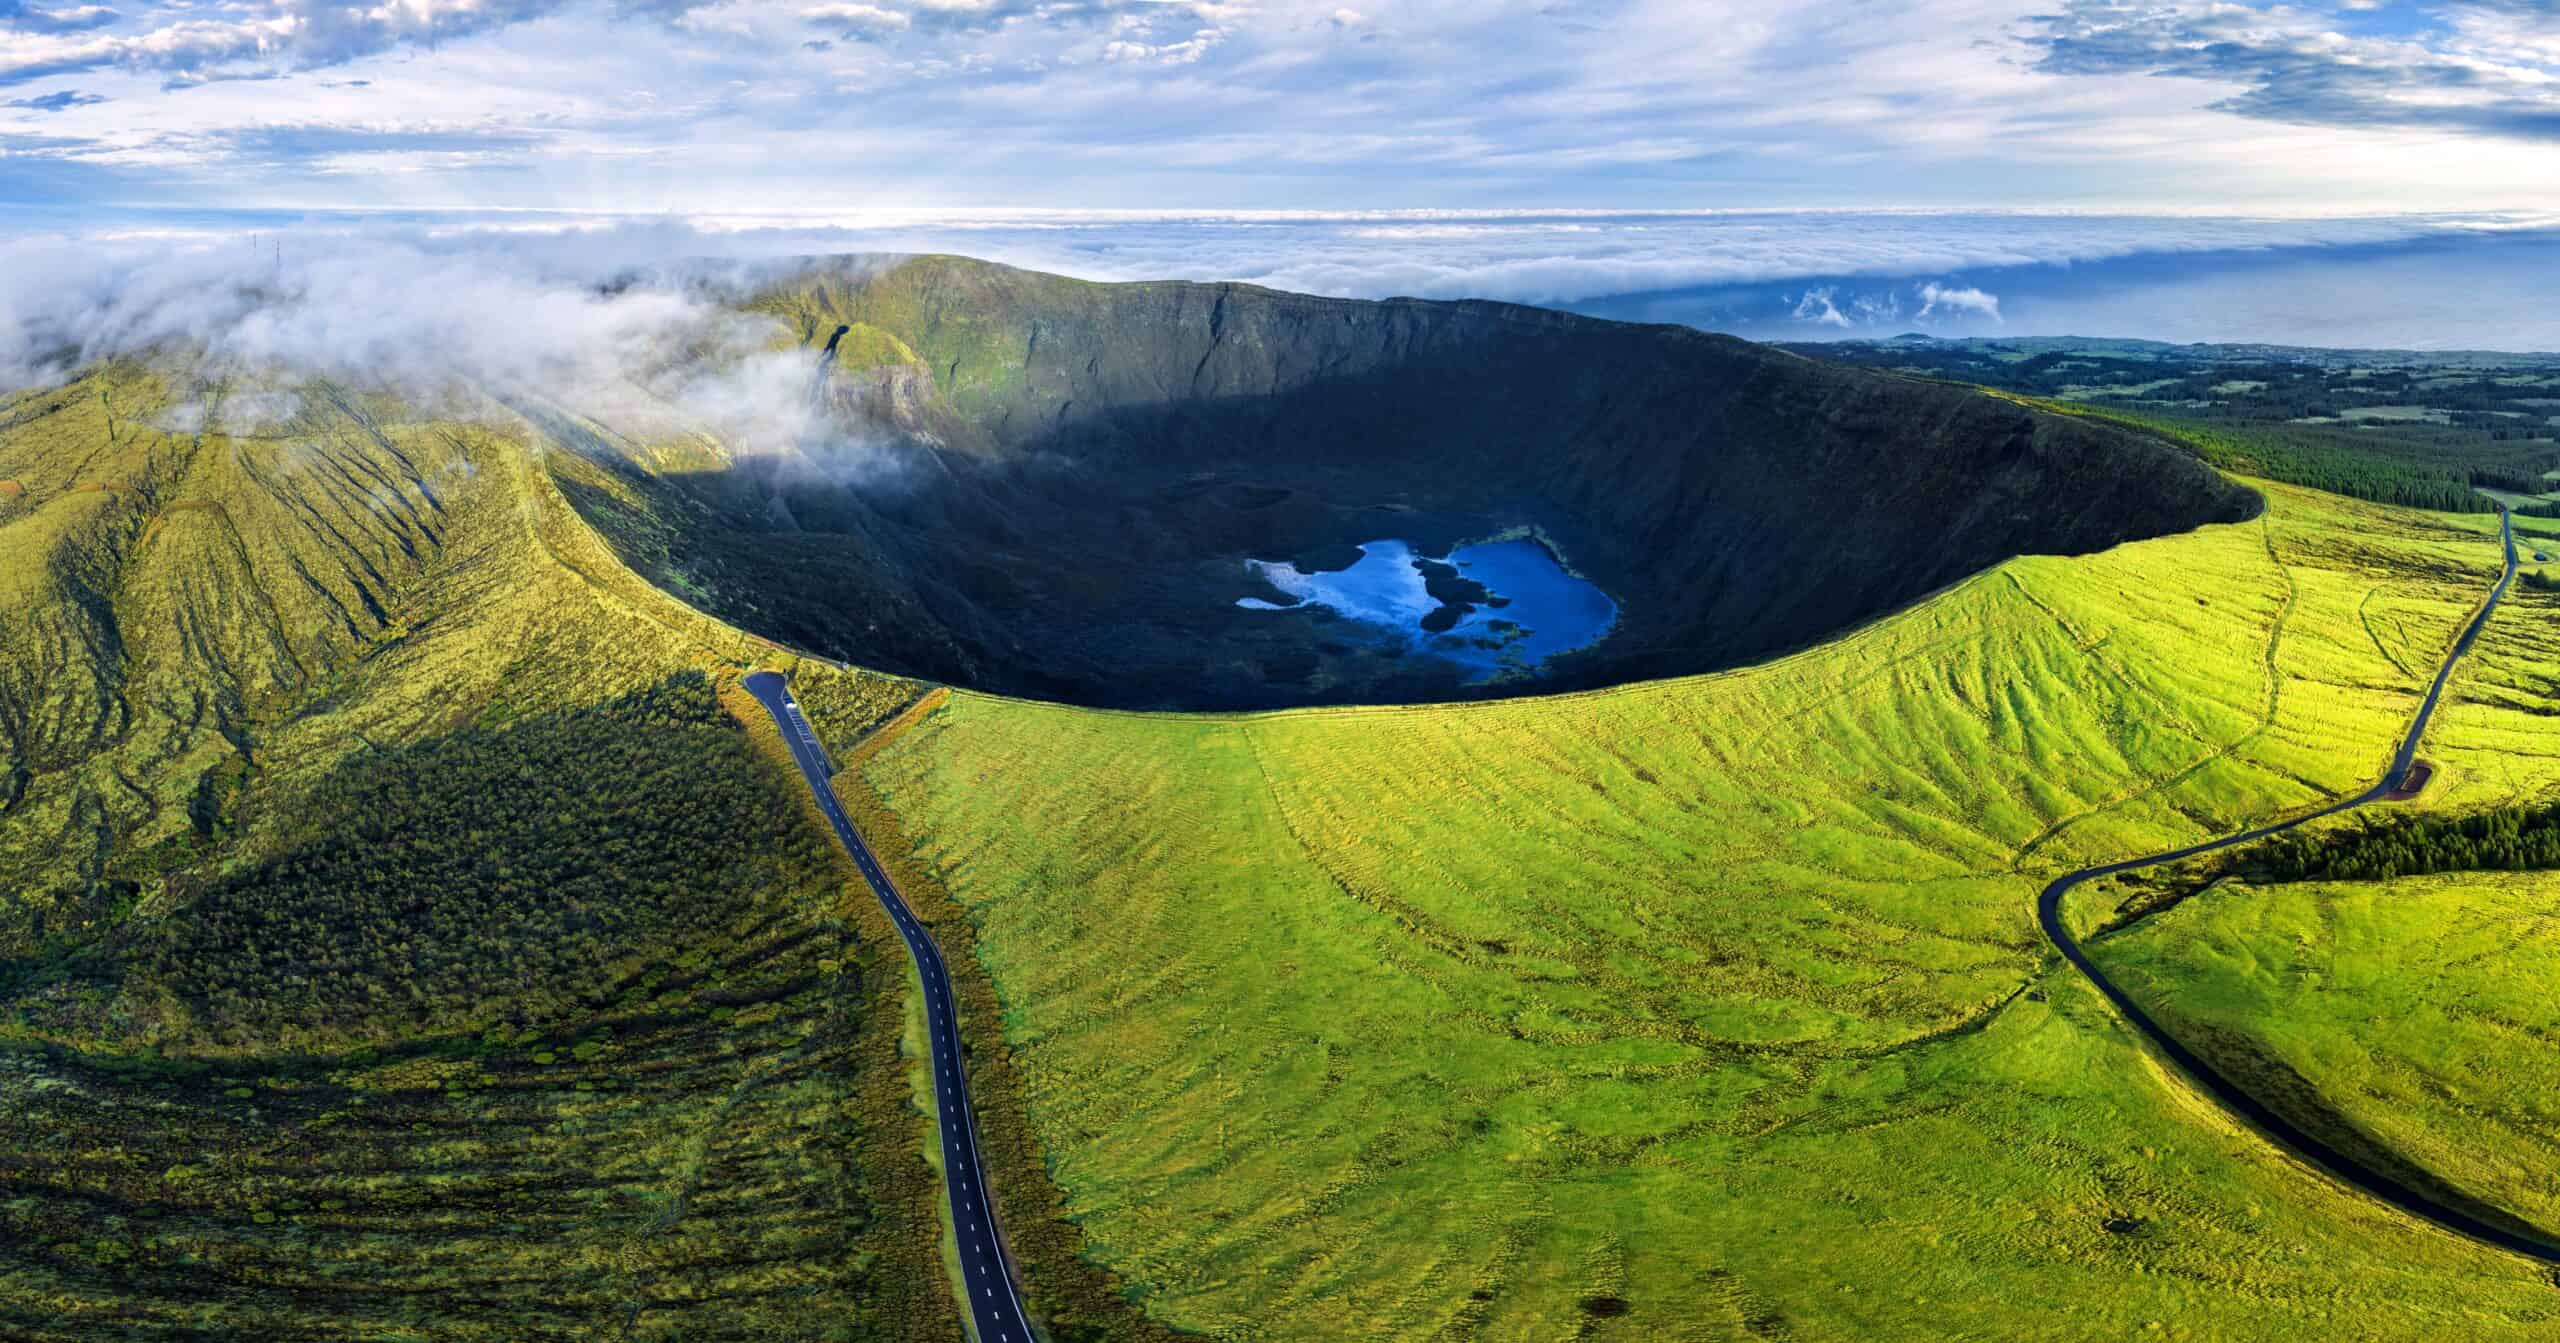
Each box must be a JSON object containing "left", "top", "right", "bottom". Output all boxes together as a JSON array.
[{"left": 556, "top": 255, "right": 2262, "bottom": 709}]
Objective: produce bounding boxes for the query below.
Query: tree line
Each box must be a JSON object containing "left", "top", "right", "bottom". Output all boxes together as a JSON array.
[
  {"left": 1799, "top": 342, "right": 2560, "bottom": 516},
  {"left": 2250, "top": 802, "right": 2560, "bottom": 883},
  {"left": 2095, "top": 412, "right": 2509, "bottom": 513}
]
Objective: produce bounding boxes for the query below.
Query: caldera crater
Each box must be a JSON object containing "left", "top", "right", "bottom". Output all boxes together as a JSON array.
[{"left": 557, "top": 255, "right": 2260, "bottom": 710}]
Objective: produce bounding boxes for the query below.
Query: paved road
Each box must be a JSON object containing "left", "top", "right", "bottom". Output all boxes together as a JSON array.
[
  {"left": 2038, "top": 507, "right": 2560, "bottom": 1263},
  {"left": 742, "top": 671, "right": 1038, "bottom": 1342}
]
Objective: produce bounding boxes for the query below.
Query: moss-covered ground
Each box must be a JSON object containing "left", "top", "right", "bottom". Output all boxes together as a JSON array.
[{"left": 2100, "top": 870, "right": 2560, "bottom": 1248}]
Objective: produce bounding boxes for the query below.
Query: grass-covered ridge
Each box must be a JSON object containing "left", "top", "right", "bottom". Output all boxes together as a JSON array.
[
  {"left": 858, "top": 480, "right": 2560, "bottom": 1339},
  {"left": 576, "top": 255, "right": 2259, "bottom": 709},
  {"left": 0, "top": 359, "right": 982, "bottom": 1340},
  {"left": 2098, "top": 870, "right": 2560, "bottom": 1250}
]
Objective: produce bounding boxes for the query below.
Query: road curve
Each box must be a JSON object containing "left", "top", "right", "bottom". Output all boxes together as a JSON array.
[
  {"left": 2037, "top": 507, "right": 2560, "bottom": 1262},
  {"left": 742, "top": 671, "right": 1038, "bottom": 1342}
]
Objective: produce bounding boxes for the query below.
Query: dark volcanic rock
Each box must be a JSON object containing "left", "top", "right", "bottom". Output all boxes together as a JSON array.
[{"left": 1415, "top": 558, "right": 1492, "bottom": 634}]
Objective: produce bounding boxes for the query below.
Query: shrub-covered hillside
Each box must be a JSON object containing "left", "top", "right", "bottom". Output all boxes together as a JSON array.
[{"left": 0, "top": 358, "right": 966, "bottom": 1341}]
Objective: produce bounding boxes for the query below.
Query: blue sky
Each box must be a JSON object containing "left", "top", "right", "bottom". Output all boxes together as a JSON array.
[
  {"left": 4, "top": 0, "right": 2558, "bottom": 211},
  {"left": 3, "top": 2, "right": 2559, "bottom": 350}
]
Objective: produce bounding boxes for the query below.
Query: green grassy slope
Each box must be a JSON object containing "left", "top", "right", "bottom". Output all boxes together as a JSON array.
[
  {"left": 0, "top": 360, "right": 964, "bottom": 1339},
  {"left": 2076, "top": 554, "right": 2560, "bottom": 1255},
  {"left": 0, "top": 359, "right": 760, "bottom": 917},
  {"left": 2097, "top": 871, "right": 2560, "bottom": 1245},
  {"left": 12, "top": 313, "right": 2557, "bottom": 1340},
  {"left": 2408, "top": 511, "right": 2560, "bottom": 814},
  {"left": 859, "top": 481, "right": 2560, "bottom": 1339}
]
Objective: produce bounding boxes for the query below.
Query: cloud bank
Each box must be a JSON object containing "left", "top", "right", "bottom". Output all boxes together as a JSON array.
[
  {"left": 2025, "top": 0, "right": 2560, "bottom": 141},
  {"left": 0, "top": 228, "right": 868, "bottom": 485},
  {"left": 4, "top": 208, "right": 2559, "bottom": 414},
  {"left": 5, "top": 2, "right": 2560, "bottom": 214},
  {"left": 535, "top": 205, "right": 2557, "bottom": 311}
]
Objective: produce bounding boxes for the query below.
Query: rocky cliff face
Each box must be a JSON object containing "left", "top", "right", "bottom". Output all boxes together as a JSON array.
[{"left": 578, "top": 255, "right": 2260, "bottom": 708}]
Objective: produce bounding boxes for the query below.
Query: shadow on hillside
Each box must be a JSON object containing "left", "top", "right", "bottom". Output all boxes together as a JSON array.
[{"left": 550, "top": 308, "right": 2260, "bottom": 711}]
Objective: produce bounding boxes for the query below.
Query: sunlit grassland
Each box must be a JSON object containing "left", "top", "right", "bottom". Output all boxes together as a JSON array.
[
  {"left": 2408, "top": 511, "right": 2560, "bottom": 816},
  {"left": 2185, "top": 507, "right": 2560, "bottom": 874},
  {"left": 0, "top": 358, "right": 789, "bottom": 913},
  {"left": 2079, "top": 546, "right": 2560, "bottom": 1266},
  {"left": 745, "top": 256, "right": 1102, "bottom": 411},
  {"left": 0, "top": 362, "right": 950, "bottom": 1340},
  {"left": 2098, "top": 871, "right": 2560, "bottom": 1242},
  {"left": 858, "top": 480, "right": 2560, "bottom": 1339}
]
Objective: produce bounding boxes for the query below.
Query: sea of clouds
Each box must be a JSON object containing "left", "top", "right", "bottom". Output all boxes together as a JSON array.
[{"left": 4, "top": 207, "right": 2558, "bottom": 405}]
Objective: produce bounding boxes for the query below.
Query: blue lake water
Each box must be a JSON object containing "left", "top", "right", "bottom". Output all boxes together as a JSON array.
[{"left": 1239, "top": 536, "right": 1618, "bottom": 680}]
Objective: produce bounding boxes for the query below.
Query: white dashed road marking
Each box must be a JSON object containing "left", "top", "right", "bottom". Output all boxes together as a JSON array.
[{"left": 750, "top": 673, "right": 1039, "bottom": 1341}]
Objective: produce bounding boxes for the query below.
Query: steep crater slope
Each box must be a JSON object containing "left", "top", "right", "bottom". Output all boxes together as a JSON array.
[{"left": 562, "top": 256, "right": 2261, "bottom": 709}]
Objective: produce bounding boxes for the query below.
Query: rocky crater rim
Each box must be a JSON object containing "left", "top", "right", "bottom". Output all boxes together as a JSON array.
[{"left": 518, "top": 255, "right": 2268, "bottom": 709}]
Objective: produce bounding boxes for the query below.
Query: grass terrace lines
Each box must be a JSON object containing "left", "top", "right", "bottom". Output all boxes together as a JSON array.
[{"left": 858, "top": 481, "right": 2560, "bottom": 1339}]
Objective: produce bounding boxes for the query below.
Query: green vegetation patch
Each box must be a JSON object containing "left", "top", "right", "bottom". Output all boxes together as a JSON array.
[
  {"left": 130, "top": 673, "right": 831, "bottom": 1045},
  {"left": 1801, "top": 339, "right": 2560, "bottom": 514},
  {"left": 2097, "top": 871, "right": 2560, "bottom": 1241},
  {"left": 2065, "top": 406, "right": 2511, "bottom": 514},
  {"left": 859, "top": 482, "right": 2559, "bottom": 1339},
  {"left": 0, "top": 361, "right": 962, "bottom": 1341},
  {"left": 2248, "top": 798, "right": 2560, "bottom": 881},
  {"left": 0, "top": 904, "right": 918, "bottom": 1342}
]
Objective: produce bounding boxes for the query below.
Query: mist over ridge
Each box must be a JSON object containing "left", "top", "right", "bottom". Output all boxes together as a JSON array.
[
  {"left": 10, "top": 1, "right": 2560, "bottom": 1338},
  {"left": 10, "top": 209, "right": 2560, "bottom": 385},
  {"left": 522, "top": 253, "right": 2259, "bottom": 709}
]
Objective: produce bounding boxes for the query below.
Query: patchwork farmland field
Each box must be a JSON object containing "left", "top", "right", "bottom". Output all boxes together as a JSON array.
[{"left": 859, "top": 482, "right": 2560, "bottom": 1340}]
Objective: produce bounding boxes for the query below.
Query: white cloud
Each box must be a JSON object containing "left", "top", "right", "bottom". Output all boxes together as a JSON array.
[
  {"left": 0, "top": 1, "right": 2549, "bottom": 236},
  {"left": 2023, "top": 0, "right": 2560, "bottom": 141},
  {"left": 1100, "top": 26, "right": 1222, "bottom": 62},
  {"left": 1792, "top": 286, "right": 1852, "bottom": 328},
  {"left": 5, "top": 2, "right": 2560, "bottom": 223},
  {"left": 0, "top": 229, "right": 837, "bottom": 473},
  {"left": 1916, "top": 281, "right": 1999, "bottom": 321},
  {"left": 799, "top": 0, "right": 909, "bottom": 34}
]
